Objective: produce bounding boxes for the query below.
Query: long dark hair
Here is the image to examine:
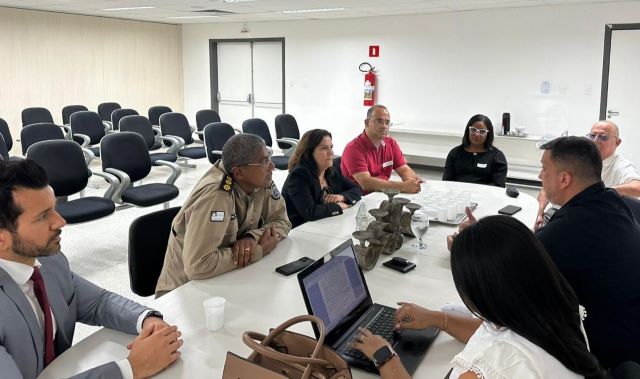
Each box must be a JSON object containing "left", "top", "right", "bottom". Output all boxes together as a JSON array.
[
  {"left": 462, "top": 114, "right": 494, "bottom": 150},
  {"left": 451, "top": 215, "right": 607, "bottom": 378},
  {"left": 287, "top": 129, "right": 334, "bottom": 177}
]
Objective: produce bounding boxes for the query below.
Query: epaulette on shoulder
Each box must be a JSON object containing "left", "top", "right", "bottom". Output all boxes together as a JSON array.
[{"left": 219, "top": 174, "right": 234, "bottom": 194}]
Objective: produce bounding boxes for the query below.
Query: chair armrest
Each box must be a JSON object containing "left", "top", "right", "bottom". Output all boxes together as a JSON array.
[
  {"left": 91, "top": 171, "right": 120, "bottom": 200},
  {"left": 81, "top": 147, "right": 95, "bottom": 167},
  {"left": 266, "top": 146, "right": 273, "bottom": 156},
  {"left": 102, "top": 121, "right": 113, "bottom": 133},
  {"left": 275, "top": 138, "right": 298, "bottom": 156},
  {"left": 195, "top": 130, "right": 204, "bottom": 136},
  {"left": 211, "top": 149, "right": 222, "bottom": 156},
  {"left": 104, "top": 168, "right": 131, "bottom": 204},
  {"left": 189, "top": 124, "right": 196, "bottom": 133},
  {"left": 233, "top": 128, "right": 243, "bottom": 134},
  {"left": 75, "top": 133, "right": 91, "bottom": 148},
  {"left": 152, "top": 126, "right": 161, "bottom": 134},
  {"left": 161, "top": 136, "right": 185, "bottom": 153},
  {"left": 155, "top": 160, "right": 182, "bottom": 185}
]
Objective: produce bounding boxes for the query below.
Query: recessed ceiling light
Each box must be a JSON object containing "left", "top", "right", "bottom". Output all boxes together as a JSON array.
[
  {"left": 167, "top": 15, "right": 220, "bottom": 19},
  {"left": 282, "top": 8, "right": 345, "bottom": 14},
  {"left": 102, "top": 6, "right": 155, "bottom": 11}
]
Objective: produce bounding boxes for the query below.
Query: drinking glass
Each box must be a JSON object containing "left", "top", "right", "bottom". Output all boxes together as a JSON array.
[{"left": 411, "top": 212, "right": 429, "bottom": 252}]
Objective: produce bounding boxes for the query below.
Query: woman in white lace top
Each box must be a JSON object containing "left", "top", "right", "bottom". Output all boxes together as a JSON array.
[{"left": 351, "top": 215, "right": 609, "bottom": 379}]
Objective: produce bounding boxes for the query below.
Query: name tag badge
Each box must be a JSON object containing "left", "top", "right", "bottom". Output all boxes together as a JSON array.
[
  {"left": 477, "top": 163, "right": 488, "bottom": 168},
  {"left": 382, "top": 160, "right": 393, "bottom": 168},
  {"left": 210, "top": 211, "right": 225, "bottom": 222}
]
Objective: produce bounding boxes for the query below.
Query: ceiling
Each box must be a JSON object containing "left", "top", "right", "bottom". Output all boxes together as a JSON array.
[{"left": 0, "top": 0, "right": 627, "bottom": 24}]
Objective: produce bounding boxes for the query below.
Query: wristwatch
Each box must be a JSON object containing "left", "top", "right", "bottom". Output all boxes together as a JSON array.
[
  {"left": 372, "top": 345, "right": 397, "bottom": 369},
  {"left": 142, "top": 310, "right": 163, "bottom": 323}
]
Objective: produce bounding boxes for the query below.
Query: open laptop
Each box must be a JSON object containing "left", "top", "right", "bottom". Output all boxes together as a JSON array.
[{"left": 297, "top": 239, "right": 439, "bottom": 374}]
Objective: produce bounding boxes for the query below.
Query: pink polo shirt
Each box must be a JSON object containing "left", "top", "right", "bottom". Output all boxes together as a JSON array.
[{"left": 341, "top": 131, "right": 407, "bottom": 190}]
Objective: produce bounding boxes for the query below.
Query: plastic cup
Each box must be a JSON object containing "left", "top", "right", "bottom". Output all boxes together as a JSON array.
[
  {"left": 203, "top": 296, "right": 226, "bottom": 331},
  {"left": 437, "top": 206, "right": 447, "bottom": 221},
  {"left": 447, "top": 204, "right": 457, "bottom": 221}
]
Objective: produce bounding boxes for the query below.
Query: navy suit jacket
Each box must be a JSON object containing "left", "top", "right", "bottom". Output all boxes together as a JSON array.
[{"left": 0, "top": 252, "right": 147, "bottom": 379}]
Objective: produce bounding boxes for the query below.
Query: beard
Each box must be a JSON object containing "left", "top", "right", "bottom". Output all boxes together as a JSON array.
[{"left": 11, "top": 230, "right": 61, "bottom": 258}]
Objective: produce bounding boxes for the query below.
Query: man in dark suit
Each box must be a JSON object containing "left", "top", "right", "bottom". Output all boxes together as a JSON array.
[{"left": 0, "top": 159, "right": 183, "bottom": 379}]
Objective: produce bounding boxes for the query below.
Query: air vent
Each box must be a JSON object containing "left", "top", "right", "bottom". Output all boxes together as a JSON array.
[{"left": 195, "top": 9, "right": 236, "bottom": 14}]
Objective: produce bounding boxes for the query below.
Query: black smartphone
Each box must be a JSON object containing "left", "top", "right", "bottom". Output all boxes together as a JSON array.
[
  {"left": 275, "top": 257, "right": 315, "bottom": 276},
  {"left": 382, "top": 257, "right": 416, "bottom": 273},
  {"left": 498, "top": 205, "right": 522, "bottom": 216}
]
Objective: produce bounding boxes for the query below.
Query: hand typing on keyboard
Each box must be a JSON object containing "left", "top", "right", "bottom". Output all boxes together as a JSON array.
[{"left": 348, "top": 327, "right": 392, "bottom": 361}]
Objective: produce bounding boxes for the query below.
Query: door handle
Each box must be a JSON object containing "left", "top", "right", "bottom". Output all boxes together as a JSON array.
[
  {"left": 216, "top": 92, "right": 221, "bottom": 101},
  {"left": 247, "top": 94, "right": 253, "bottom": 104}
]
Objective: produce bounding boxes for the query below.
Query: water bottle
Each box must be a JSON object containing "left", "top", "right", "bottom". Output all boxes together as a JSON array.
[{"left": 356, "top": 202, "right": 369, "bottom": 231}]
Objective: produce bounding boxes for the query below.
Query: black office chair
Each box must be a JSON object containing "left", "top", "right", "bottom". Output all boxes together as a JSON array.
[
  {"left": 20, "top": 123, "right": 65, "bottom": 155},
  {"left": 149, "top": 106, "right": 172, "bottom": 127},
  {"left": 69, "top": 111, "right": 106, "bottom": 157},
  {"left": 97, "top": 102, "right": 121, "bottom": 130},
  {"left": 196, "top": 109, "right": 221, "bottom": 141},
  {"left": 613, "top": 361, "right": 640, "bottom": 379},
  {"left": 0, "top": 133, "right": 9, "bottom": 160},
  {"left": 22, "top": 107, "right": 54, "bottom": 126},
  {"left": 275, "top": 114, "right": 300, "bottom": 150},
  {"left": 26, "top": 140, "right": 118, "bottom": 224},
  {"left": 160, "top": 112, "right": 207, "bottom": 165},
  {"left": 100, "top": 132, "right": 180, "bottom": 208},
  {"left": 0, "top": 117, "right": 14, "bottom": 155},
  {"left": 128, "top": 206, "right": 180, "bottom": 296},
  {"left": 111, "top": 108, "right": 138, "bottom": 132},
  {"left": 119, "top": 115, "right": 180, "bottom": 166},
  {"left": 62, "top": 105, "right": 88, "bottom": 125},
  {"left": 242, "top": 118, "right": 289, "bottom": 170},
  {"left": 203, "top": 122, "right": 236, "bottom": 164}
]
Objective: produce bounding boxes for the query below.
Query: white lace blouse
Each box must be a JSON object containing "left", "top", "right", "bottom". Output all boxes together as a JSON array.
[{"left": 449, "top": 322, "right": 583, "bottom": 379}]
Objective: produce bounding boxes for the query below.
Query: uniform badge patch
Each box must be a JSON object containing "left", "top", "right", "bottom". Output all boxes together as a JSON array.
[
  {"left": 270, "top": 182, "right": 281, "bottom": 200},
  {"left": 210, "top": 211, "right": 225, "bottom": 222}
]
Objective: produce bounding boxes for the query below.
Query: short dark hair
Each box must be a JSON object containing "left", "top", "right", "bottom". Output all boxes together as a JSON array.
[
  {"left": 0, "top": 159, "right": 49, "bottom": 232},
  {"left": 451, "top": 215, "right": 607, "bottom": 378},
  {"left": 540, "top": 136, "right": 602, "bottom": 184},
  {"left": 462, "top": 114, "right": 494, "bottom": 149},
  {"left": 287, "top": 129, "right": 334, "bottom": 177}
]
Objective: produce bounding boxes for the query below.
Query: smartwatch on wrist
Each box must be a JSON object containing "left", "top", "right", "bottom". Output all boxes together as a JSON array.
[{"left": 372, "top": 345, "right": 397, "bottom": 369}]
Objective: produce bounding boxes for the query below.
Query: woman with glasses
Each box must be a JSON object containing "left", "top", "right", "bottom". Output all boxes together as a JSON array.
[
  {"left": 442, "top": 114, "right": 508, "bottom": 187},
  {"left": 351, "top": 215, "right": 608, "bottom": 379},
  {"left": 282, "top": 129, "right": 362, "bottom": 228}
]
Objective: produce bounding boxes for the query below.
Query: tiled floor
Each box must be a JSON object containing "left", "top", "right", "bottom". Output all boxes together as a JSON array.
[{"left": 67, "top": 158, "right": 541, "bottom": 343}]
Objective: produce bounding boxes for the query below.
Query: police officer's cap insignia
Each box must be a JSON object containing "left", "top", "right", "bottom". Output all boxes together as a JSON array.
[
  {"left": 220, "top": 175, "right": 233, "bottom": 194},
  {"left": 270, "top": 182, "right": 281, "bottom": 200}
]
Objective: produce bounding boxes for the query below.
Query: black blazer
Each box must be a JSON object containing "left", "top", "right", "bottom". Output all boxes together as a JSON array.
[
  {"left": 282, "top": 162, "right": 362, "bottom": 228},
  {"left": 442, "top": 145, "right": 508, "bottom": 187}
]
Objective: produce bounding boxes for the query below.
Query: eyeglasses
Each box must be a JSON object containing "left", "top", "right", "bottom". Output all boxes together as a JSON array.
[
  {"left": 371, "top": 118, "right": 394, "bottom": 127},
  {"left": 244, "top": 156, "right": 273, "bottom": 167},
  {"left": 469, "top": 127, "right": 489, "bottom": 136},
  {"left": 586, "top": 133, "right": 613, "bottom": 142}
]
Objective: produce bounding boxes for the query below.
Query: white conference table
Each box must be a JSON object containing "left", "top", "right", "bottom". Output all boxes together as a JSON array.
[{"left": 39, "top": 181, "right": 538, "bottom": 379}]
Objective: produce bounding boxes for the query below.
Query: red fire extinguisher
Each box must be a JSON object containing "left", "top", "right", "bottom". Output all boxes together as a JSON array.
[{"left": 359, "top": 62, "right": 376, "bottom": 106}]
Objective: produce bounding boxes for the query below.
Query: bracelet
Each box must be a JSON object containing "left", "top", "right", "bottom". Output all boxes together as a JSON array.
[{"left": 441, "top": 310, "right": 449, "bottom": 332}]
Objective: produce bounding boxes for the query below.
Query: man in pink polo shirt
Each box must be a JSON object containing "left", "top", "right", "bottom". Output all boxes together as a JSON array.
[{"left": 341, "top": 105, "right": 422, "bottom": 194}]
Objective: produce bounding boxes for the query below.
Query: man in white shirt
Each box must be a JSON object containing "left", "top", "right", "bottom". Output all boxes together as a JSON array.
[
  {"left": 0, "top": 158, "right": 183, "bottom": 379},
  {"left": 535, "top": 120, "right": 640, "bottom": 229}
]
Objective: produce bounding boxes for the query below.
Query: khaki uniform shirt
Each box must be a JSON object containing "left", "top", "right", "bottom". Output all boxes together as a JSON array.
[{"left": 155, "top": 161, "right": 291, "bottom": 296}]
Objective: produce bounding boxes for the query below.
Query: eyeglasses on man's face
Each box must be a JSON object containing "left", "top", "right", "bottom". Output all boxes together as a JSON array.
[
  {"left": 469, "top": 127, "right": 489, "bottom": 136},
  {"left": 244, "top": 156, "right": 273, "bottom": 167},
  {"left": 586, "top": 133, "right": 613, "bottom": 143},
  {"left": 370, "top": 118, "right": 394, "bottom": 127}
]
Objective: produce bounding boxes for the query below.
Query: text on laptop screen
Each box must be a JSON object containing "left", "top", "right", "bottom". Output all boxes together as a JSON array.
[{"left": 301, "top": 244, "right": 367, "bottom": 333}]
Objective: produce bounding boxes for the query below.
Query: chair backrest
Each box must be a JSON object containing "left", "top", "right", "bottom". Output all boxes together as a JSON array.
[
  {"left": 69, "top": 111, "right": 106, "bottom": 145},
  {"left": 97, "top": 102, "right": 121, "bottom": 122},
  {"left": 111, "top": 108, "right": 139, "bottom": 131},
  {"left": 0, "top": 133, "right": 8, "bottom": 159},
  {"left": 0, "top": 117, "right": 13, "bottom": 152},
  {"left": 613, "top": 361, "right": 640, "bottom": 379},
  {"left": 275, "top": 114, "right": 300, "bottom": 149},
  {"left": 62, "top": 105, "right": 88, "bottom": 125},
  {"left": 22, "top": 107, "right": 54, "bottom": 127},
  {"left": 128, "top": 206, "right": 180, "bottom": 296},
  {"left": 203, "top": 122, "right": 235, "bottom": 164},
  {"left": 242, "top": 118, "right": 272, "bottom": 147},
  {"left": 20, "top": 123, "right": 65, "bottom": 154},
  {"left": 196, "top": 109, "right": 221, "bottom": 131},
  {"left": 148, "top": 106, "right": 172, "bottom": 126},
  {"left": 101, "top": 132, "right": 151, "bottom": 182},
  {"left": 160, "top": 112, "right": 194, "bottom": 145},
  {"left": 26, "top": 140, "right": 89, "bottom": 196},
  {"left": 120, "top": 115, "right": 155, "bottom": 149}
]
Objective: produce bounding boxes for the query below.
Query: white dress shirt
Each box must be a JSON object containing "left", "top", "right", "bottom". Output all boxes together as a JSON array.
[{"left": 602, "top": 152, "right": 640, "bottom": 187}]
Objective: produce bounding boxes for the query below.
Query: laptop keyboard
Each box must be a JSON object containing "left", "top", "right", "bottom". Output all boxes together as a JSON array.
[{"left": 344, "top": 307, "right": 396, "bottom": 360}]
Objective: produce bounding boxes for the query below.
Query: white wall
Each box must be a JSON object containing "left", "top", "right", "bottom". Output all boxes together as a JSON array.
[{"left": 181, "top": 2, "right": 640, "bottom": 154}]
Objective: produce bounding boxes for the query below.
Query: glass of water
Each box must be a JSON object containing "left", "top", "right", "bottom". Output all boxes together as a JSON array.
[{"left": 411, "top": 212, "right": 429, "bottom": 252}]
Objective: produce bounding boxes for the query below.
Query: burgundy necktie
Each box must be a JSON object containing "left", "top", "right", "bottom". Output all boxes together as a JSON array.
[{"left": 30, "top": 267, "right": 56, "bottom": 366}]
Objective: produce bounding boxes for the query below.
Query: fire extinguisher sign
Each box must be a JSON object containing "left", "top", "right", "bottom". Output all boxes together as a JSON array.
[{"left": 369, "top": 45, "right": 379, "bottom": 57}]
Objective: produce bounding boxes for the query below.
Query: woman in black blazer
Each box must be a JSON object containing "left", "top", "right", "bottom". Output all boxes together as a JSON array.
[{"left": 282, "top": 129, "right": 362, "bottom": 228}]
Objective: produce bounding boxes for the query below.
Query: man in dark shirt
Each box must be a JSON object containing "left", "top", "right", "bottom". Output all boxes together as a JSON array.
[{"left": 536, "top": 136, "right": 640, "bottom": 368}]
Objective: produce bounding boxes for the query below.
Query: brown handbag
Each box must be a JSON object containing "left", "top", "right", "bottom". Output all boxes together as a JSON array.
[{"left": 222, "top": 315, "right": 352, "bottom": 379}]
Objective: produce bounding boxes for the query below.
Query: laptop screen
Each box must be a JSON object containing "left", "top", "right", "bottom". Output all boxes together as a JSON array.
[{"left": 300, "top": 241, "right": 370, "bottom": 334}]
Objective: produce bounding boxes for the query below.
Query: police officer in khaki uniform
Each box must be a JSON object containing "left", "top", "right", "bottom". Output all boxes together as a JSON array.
[{"left": 155, "top": 134, "right": 291, "bottom": 297}]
